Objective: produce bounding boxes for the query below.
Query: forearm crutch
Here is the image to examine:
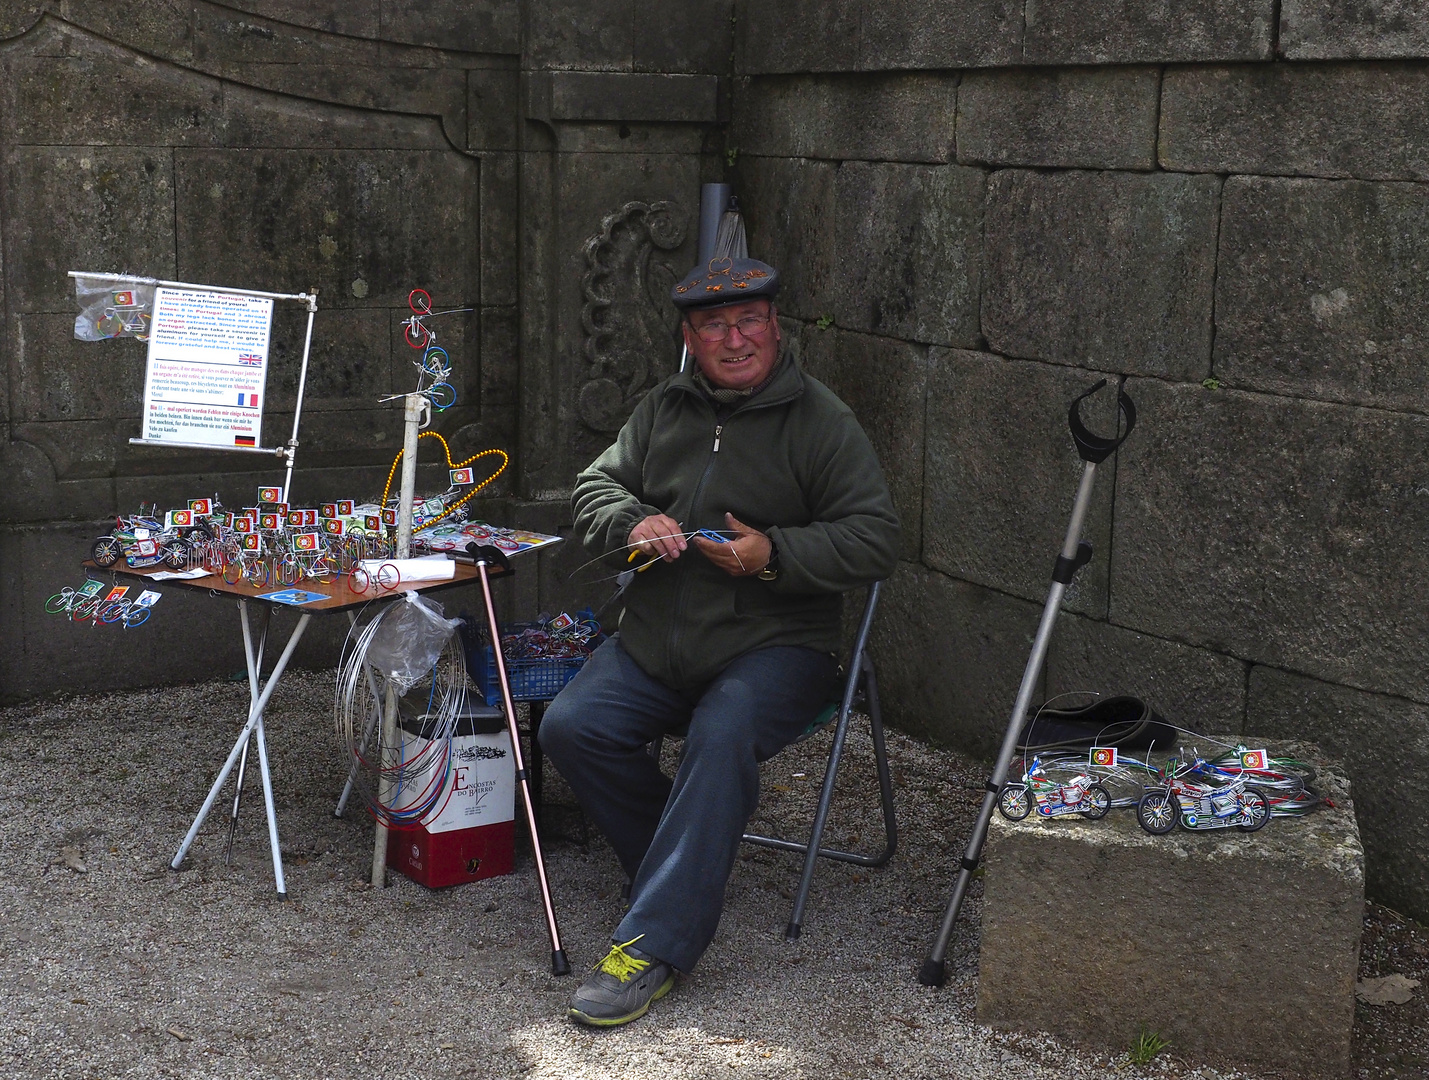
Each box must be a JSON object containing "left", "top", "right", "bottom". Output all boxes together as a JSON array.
[
  {"left": 918, "top": 379, "right": 1135, "bottom": 987},
  {"left": 471, "top": 543, "right": 572, "bottom": 977}
]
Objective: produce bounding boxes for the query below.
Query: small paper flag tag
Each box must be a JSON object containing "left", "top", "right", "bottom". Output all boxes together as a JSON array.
[
  {"left": 104, "top": 586, "right": 129, "bottom": 602},
  {"left": 77, "top": 579, "right": 104, "bottom": 599},
  {"left": 293, "top": 532, "right": 320, "bottom": 551},
  {"left": 259, "top": 513, "right": 280, "bottom": 531},
  {"left": 187, "top": 498, "right": 212, "bottom": 515},
  {"left": 320, "top": 503, "right": 338, "bottom": 519},
  {"left": 1090, "top": 746, "right": 1118, "bottom": 768},
  {"left": 382, "top": 508, "right": 397, "bottom": 526},
  {"left": 364, "top": 515, "right": 381, "bottom": 532},
  {"left": 233, "top": 517, "right": 253, "bottom": 533},
  {"left": 241, "top": 533, "right": 261, "bottom": 551},
  {"left": 323, "top": 519, "right": 344, "bottom": 535},
  {"left": 451, "top": 467, "right": 474, "bottom": 485},
  {"left": 1239, "top": 749, "right": 1269, "bottom": 771},
  {"left": 258, "top": 487, "right": 282, "bottom": 503},
  {"left": 135, "top": 590, "right": 162, "bottom": 608},
  {"left": 166, "top": 510, "right": 193, "bottom": 528},
  {"left": 337, "top": 500, "right": 353, "bottom": 516}
]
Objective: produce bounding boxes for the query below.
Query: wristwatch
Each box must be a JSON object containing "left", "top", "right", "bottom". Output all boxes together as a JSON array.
[{"left": 757, "top": 540, "right": 780, "bottom": 581}]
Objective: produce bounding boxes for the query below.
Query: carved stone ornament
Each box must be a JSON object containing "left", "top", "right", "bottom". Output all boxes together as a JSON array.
[{"left": 578, "top": 200, "right": 688, "bottom": 434}]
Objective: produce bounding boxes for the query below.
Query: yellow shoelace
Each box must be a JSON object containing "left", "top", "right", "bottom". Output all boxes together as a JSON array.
[{"left": 595, "top": 936, "right": 651, "bottom": 983}]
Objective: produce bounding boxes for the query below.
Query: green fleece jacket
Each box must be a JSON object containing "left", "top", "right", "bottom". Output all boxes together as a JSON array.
[{"left": 572, "top": 354, "right": 900, "bottom": 690}]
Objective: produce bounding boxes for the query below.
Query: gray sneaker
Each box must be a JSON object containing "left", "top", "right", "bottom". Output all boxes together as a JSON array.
[{"left": 568, "top": 936, "right": 675, "bottom": 1027}]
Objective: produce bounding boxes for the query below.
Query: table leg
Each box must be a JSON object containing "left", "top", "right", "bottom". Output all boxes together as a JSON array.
[
  {"left": 170, "top": 604, "right": 311, "bottom": 896},
  {"left": 226, "top": 607, "right": 271, "bottom": 863}
]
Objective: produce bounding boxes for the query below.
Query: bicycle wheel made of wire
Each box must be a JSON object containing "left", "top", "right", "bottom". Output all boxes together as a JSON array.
[
  {"left": 91, "top": 537, "right": 122, "bottom": 568},
  {"left": 45, "top": 591, "right": 75, "bottom": 614},
  {"left": 427, "top": 382, "right": 456, "bottom": 410},
  {"left": 404, "top": 319, "right": 429, "bottom": 349},
  {"left": 408, "top": 288, "right": 432, "bottom": 315},
  {"left": 1137, "top": 790, "right": 1177, "bottom": 835},
  {"left": 125, "top": 607, "right": 151, "bottom": 628},
  {"left": 1079, "top": 783, "right": 1112, "bottom": 820}
]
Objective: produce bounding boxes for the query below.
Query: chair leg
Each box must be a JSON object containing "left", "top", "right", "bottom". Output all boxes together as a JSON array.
[{"left": 863, "top": 654, "right": 898, "bottom": 866}]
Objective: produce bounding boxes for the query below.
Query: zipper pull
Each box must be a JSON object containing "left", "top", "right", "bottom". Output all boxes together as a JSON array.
[{"left": 713, "top": 424, "right": 723, "bottom": 452}]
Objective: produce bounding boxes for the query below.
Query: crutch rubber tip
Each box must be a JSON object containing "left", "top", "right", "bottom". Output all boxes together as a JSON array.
[
  {"left": 276, "top": 891, "right": 288, "bottom": 902},
  {"left": 784, "top": 923, "right": 802, "bottom": 941},
  {"left": 917, "top": 959, "right": 947, "bottom": 987},
  {"left": 551, "top": 949, "right": 572, "bottom": 977}
]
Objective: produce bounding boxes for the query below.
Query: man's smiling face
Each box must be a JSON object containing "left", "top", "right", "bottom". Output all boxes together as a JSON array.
[{"left": 683, "top": 299, "right": 782, "bottom": 392}]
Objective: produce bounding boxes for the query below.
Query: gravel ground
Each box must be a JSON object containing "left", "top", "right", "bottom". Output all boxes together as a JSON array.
[{"left": 0, "top": 669, "right": 1419, "bottom": 1080}]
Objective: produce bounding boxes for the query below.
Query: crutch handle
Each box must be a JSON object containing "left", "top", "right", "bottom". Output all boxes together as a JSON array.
[{"left": 1068, "top": 379, "right": 1136, "bottom": 464}]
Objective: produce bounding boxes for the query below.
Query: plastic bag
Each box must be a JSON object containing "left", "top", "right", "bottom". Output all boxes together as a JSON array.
[
  {"left": 366, "top": 592, "right": 462, "bottom": 695},
  {"left": 73, "top": 274, "right": 155, "bottom": 341}
]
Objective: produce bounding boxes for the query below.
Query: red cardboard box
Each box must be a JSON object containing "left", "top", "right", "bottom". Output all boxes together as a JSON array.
[{"left": 391, "top": 704, "right": 515, "bottom": 888}]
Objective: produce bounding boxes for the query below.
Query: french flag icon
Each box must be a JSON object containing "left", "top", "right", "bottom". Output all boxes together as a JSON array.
[{"left": 237, "top": 392, "right": 258, "bottom": 407}]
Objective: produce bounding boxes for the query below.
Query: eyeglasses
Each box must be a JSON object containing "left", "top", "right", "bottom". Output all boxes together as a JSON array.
[{"left": 690, "top": 313, "right": 771, "bottom": 342}]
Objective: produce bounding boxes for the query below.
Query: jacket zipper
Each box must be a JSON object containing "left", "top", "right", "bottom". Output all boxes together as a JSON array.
[{"left": 668, "top": 414, "right": 724, "bottom": 684}]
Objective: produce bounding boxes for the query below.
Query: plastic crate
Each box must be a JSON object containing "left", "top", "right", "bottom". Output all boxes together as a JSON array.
[{"left": 459, "top": 618, "right": 592, "bottom": 705}]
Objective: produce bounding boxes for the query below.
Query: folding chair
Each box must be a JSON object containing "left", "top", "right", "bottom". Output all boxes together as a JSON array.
[
  {"left": 650, "top": 581, "right": 898, "bottom": 940},
  {"left": 742, "top": 580, "right": 897, "bottom": 940}
]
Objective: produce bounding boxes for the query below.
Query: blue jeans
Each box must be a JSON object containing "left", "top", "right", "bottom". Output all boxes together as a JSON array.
[{"left": 539, "top": 636, "right": 838, "bottom": 972}]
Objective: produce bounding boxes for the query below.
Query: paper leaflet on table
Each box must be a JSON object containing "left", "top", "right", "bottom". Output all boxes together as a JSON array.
[
  {"left": 413, "top": 519, "right": 563, "bottom": 556},
  {"left": 72, "top": 274, "right": 156, "bottom": 341}
]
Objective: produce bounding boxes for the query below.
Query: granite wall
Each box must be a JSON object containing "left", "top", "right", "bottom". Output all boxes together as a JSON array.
[
  {"left": 2, "top": 2, "right": 1425, "bottom": 918},
  {"left": 730, "top": 2, "right": 1429, "bottom": 919}
]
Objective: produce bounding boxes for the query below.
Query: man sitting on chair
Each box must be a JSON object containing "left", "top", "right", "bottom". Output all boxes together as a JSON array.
[{"left": 541, "top": 256, "right": 899, "bottom": 1026}]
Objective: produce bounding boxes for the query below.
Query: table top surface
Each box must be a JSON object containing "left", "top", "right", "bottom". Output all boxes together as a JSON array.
[{"left": 83, "top": 558, "right": 511, "bottom": 615}]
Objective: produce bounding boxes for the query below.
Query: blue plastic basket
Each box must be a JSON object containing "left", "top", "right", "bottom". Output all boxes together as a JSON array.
[{"left": 459, "top": 618, "right": 592, "bottom": 705}]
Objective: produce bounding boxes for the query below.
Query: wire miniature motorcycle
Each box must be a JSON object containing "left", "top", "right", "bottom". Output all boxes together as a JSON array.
[
  {"left": 997, "top": 756, "right": 1112, "bottom": 821},
  {"left": 1136, "top": 755, "right": 1271, "bottom": 835}
]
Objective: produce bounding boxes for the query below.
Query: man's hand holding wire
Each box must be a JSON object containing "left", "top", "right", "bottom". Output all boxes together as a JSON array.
[
  {"left": 628, "top": 514, "right": 687, "bottom": 563},
  {"left": 694, "top": 513, "right": 772, "bottom": 577}
]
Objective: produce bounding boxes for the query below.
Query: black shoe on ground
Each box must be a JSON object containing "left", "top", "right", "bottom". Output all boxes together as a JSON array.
[{"left": 568, "top": 936, "right": 675, "bottom": 1027}]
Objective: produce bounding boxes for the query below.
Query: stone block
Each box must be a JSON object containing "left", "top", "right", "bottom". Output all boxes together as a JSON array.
[
  {"left": 733, "top": 73, "right": 956, "bottom": 163},
  {"left": 54, "top": 1, "right": 195, "bottom": 63},
  {"left": 548, "top": 72, "right": 720, "bottom": 123},
  {"left": 978, "top": 743, "right": 1361, "bottom": 1079},
  {"left": 543, "top": 120, "right": 710, "bottom": 156},
  {"left": 213, "top": 64, "right": 466, "bottom": 147},
  {"left": 869, "top": 561, "right": 1043, "bottom": 756},
  {"left": 1, "top": 424, "right": 116, "bottom": 523},
  {"left": 858, "top": 0, "right": 1023, "bottom": 69},
  {"left": 15, "top": 313, "right": 144, "bottom": 422},
  {"left": 378, "top": 0, "right": 521, "bottom": 54},
  {"left": 1281, "top": 0, "right": 1429, "bottom": 60},
  {"left": 202, "top": 2, "right": 381, "bottom": 39},
  {"left": 218, "top": 81, "right": 451, "bottom": 150},
  {"left": 0, "top": 3, "right": 41, "bottom": 39},
  {"left": 264, "top": 306, "right": 390, "bottom": 411},
  {"left": 923, "top": 350, "right": 1115, "bottom": 617},
  {"left": 957, "top": 66, "right": 1159, "bottom": 170},
  {"left": 1162, "top": 62, "right": 1429, "bottom": 180},
  {"left": 1111, "top": 378, "right": 1429, "bottom": 705},
  {"left": 1023, "top": 0, "right": 1275, "bottom": 64},
  {"left": 173, "top": 148, "right": 478, "bottom": 310},
  {"left": 833, "top": 162, "right": 983, "bottom": 347},
  {"left": 983, "top": 169, "right": 1219, "bottom": 380},
  {"left": 1046, "top": 615, "right": 1249, "bottom": 733},
  {"left": 735, "top": 0, "right": 860, "bottom": 74},
  {"left": 480, "top": 152, "right": 519, "bottom": 307},
  {"left": 1248, "top": 667, "right": 1429, "bottom": 920},
  {"left": 480, "top": 305, "right": 519, "bottom": 411},
  {"left": 191, "top": 5, "right": 380, "bottom": 66},
  {"left": 469, "top": 67, "right": 521, "bottom": 151},
  {"left": 735, "top": 155, "right": 837, "bottom": 323},
  {"left": 2, "top": 44, "right": 222, "bottom": 146},
  {"left": 4, "top": 145, "right": 176, "bottom": 312},
  {"left": 799, "top": 327, "right": 928, "bottom": 562},
  {"left": 1215, "top": 176, "right": 1429, "bottom": 412},
  {"left": 525, "top": 0, "right": 633, "bottom": 71},
  {"left": 633, "top": 0, "right": 734, "bottom": 74}
]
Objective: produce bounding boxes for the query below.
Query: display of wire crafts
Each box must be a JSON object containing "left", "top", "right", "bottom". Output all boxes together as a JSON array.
[
  {"left": 999, "top": 698, "right": 1322, "bottom": 831},
  {"left": 460, "top": 611, "right": 602, "bottom": 706}
]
